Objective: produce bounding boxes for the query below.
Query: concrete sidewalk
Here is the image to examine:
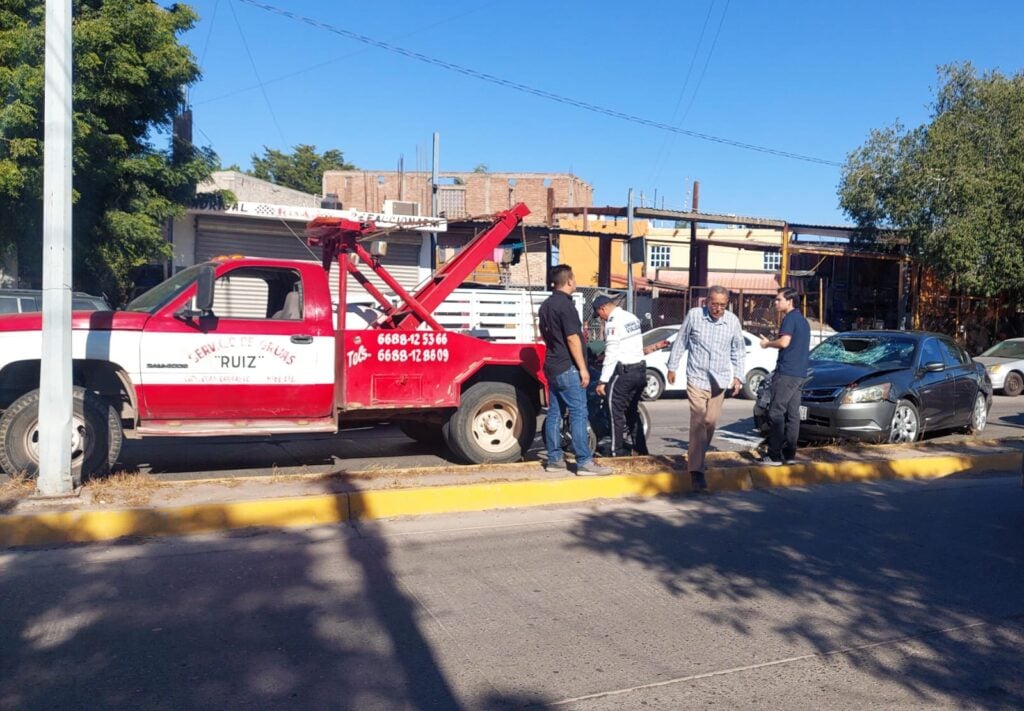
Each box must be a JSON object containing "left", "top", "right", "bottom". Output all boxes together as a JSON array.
[{"left": 1, "top": 438, "right": 1022, "bottom": 547}]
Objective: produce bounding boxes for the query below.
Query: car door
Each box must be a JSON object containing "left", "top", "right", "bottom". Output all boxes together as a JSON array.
[
  {"left": 138, "top": 264, "right": 334, "bottom": 420},
  {"left": 938, "top": 337, "right": 977, "bottom": 422},
  {"left": 915, "top": 338, "right": 956, "bottom": 428}
]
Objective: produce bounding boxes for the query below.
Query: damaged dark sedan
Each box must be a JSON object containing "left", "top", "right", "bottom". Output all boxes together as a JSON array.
[{"left": 754, "top": 331, "right": 992, "bottom": 444}]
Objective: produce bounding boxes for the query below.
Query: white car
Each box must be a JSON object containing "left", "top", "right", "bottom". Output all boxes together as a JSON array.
[
  {"left": 976, "top": 337, "right": 1024, "bottom": 396},
  {"left": 641, "top": 325, "right": 779, "bottom": 400}
]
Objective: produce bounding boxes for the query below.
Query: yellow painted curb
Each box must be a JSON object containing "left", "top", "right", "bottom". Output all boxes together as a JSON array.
[
  {"left": 732, "top": 452, "right": 1023, "bottom": 488},
  {"left": 1, "top": 450, "right": 1020, "bottom": 547},
  {"left": 0, "top": 494, "right": 348, "bottom": 547}
]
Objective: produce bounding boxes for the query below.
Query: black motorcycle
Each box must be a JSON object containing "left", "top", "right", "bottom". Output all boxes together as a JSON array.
[{"left": 560, "top": 361, "right": 651, "bottom": 457}]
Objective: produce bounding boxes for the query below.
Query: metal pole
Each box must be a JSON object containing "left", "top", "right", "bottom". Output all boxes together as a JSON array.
[
  {"left": 429, "top": 132, "right": 439, "bottom": 270},
  {"left": 626, "top": 188, "right": 635, "bottom": 314},
  {"left": 780, "top": 223, "right": 790, "bottom": 287},
  {"left": 38, "top": 0, "right": 74, "bottom": 494},
  {"left": 819, "top": 277, "right": 824, "bottom": 344}
]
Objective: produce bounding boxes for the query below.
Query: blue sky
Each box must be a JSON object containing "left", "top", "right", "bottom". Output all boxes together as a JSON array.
[{"left": 180, "top": 0, "right": 1024, "bottom": 225}]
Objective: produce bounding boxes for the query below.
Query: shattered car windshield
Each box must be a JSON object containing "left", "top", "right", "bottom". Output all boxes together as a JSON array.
[{"left": 810, "top": 336, "right": 917, "bottom": 369}]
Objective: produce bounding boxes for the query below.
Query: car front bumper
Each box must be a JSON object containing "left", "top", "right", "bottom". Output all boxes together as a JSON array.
[{"left": 797, "top": 399, "right": 897, "bottom": 443}]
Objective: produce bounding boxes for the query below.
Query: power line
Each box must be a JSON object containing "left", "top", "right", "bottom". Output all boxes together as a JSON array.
[
  {"left": 237, "top": 0, "right": 842, "bottom": 167},
  {"left": 227, "top": 0, "right": 287, "bottom": 148}
]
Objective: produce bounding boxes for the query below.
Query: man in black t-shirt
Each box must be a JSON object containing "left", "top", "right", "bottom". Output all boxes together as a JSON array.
[
  {"left": 759, "top": 287, "right": 810, "bottom": 466},
  {"left": 538, "top": 265, "right": 611, "bottom": 476}
]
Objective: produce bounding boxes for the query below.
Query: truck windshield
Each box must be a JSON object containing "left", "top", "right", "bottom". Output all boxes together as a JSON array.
[{"left": 123, "top": 264, "right": 207, "bottom": 314}]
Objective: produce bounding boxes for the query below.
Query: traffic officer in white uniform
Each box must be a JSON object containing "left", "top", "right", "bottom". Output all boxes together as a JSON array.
[{"left": 594, "top": 295, "right": 665, "bottom": 457}]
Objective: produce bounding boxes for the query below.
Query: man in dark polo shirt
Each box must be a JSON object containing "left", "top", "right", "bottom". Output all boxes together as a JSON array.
[
  {"left": 759, "top": 287, "right": 811, "bottom": 466},
  {"left": 538, "top": 265, "right": 611, "bottom": 476}
]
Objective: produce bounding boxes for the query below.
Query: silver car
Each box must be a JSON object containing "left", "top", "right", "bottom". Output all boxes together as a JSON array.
[
  {"left": 0, "top": 289, "right": 110, "bottom": 314},
  {"left": 976, "top": 338, "right": 1024, "bottom": 396}
]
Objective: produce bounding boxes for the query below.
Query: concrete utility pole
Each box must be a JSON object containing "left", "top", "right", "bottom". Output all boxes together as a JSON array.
[{"left": 37, "top": 0, "right": 74, "bottom": 495}]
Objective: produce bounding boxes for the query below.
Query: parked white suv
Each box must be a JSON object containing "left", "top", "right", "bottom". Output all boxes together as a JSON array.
[{"left": 641, "top": 325, "right": 778, "bottom": 400}]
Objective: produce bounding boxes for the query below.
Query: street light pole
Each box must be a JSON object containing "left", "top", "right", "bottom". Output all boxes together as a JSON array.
[{"left": 37, "top": 0, "right": 75, "bottom": 495}]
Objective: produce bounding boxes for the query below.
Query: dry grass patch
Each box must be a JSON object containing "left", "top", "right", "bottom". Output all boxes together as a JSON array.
[
  {"left": 87, "top": 472, "right": 162, "bottom": 507},
  {"left": 0, "top": 473, "right": 36, "bottom": 504}
]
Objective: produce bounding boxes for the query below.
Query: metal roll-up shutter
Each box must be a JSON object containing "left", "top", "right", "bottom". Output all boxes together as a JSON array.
[{"left": 196, "top": 215, "right": 424, "bottom": 319}]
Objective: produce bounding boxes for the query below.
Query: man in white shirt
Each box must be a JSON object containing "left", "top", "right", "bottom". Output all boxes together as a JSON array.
[{"left": 594, "top": 295, "right": 667, "bottom": 457}]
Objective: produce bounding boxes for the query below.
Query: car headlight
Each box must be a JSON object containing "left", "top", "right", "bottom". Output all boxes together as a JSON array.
[
  {"left": 841, "top": 382, "right": 891, "bottom": 404},
  {"left": 986, "top": 364, "right": 1002, "bottom": 374}
]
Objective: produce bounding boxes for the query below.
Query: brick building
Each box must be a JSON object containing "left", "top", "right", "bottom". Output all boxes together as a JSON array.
[{"left": 321, "top": 170, "right": 592, "bottom": 225}]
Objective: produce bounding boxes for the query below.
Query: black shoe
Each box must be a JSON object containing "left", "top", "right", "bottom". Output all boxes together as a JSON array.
[{"left": 690, "top": 471, "right": 708, "bottom": 492}]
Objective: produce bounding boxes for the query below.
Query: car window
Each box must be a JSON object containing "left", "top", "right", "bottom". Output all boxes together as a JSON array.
[
  {"left": 938, "top": 338, "right": 968, "bottom": 366},
  {"left": 920, "top": 338, "right": 944, "bottom": 366},
  {"left": 0, "top": 296, "right": 18, "bottom": 314},
  {"left": 981, "top": 340, "right": 1024, "bottom": 358},
  {"left": 642, "top": 327, "right": 676, "bottom": 348}
]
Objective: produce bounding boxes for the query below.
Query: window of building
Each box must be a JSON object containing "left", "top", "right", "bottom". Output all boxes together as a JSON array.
[
  {"left": 649, "top": 245, "right": 671, "bottom": 268},
  {"left": 763, "top": 250, "right": 781, "bottom": 271}
]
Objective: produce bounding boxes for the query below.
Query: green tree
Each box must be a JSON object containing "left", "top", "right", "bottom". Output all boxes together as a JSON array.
[
  {"left": 250, "top": 144, "right": 354, "bottom": 195},
  {"left": 838, "top": 63, "right": 1024, "bottom": 295},
  {"left": 0, "top": 0, "right": 216, "bottom": 300}
]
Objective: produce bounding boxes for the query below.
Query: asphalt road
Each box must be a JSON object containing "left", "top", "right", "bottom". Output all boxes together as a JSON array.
[
  {"left": 118, "top": 393, "right": 1024, "bottom": 482},
  {"left": 3, "top": 475, "right": 1022, "bottom": 709}
]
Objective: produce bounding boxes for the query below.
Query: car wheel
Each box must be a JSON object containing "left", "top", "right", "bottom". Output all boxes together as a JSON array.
[
  {"left": 742, "top": 368, "right": 768, "bottom": 400},
  {"left": 642, "top": 369, "right": 665, "bottom": 401},
  {"left": 965, "top": 393, "right": 988, "bottom": 434},
  {"left": 887, "top": 399, "right": 920, "bottom": 444},
  {"left": 1001, "top": 372, "right": 1023, "bottom": 397}
]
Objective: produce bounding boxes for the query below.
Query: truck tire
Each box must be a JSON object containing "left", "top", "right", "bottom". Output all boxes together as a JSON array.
[
  {"left": 444, "top": 381, "right": 537, "bottom": 464},
  {"left": 398, "top": 420, "right": 444, "bottom": 444},
  {"left": 0, "top": 387, "right": 122, "bottom": 484}
]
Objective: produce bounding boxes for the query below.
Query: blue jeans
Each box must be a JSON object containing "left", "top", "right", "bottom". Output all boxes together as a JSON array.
[{"left": 544, "top": 366, "right": 594, "bottom": 466}]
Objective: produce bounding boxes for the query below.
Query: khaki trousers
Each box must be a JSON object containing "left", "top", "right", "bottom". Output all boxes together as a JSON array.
[{"left": 686, "top": 383, "right": 725, "bottom": 473}]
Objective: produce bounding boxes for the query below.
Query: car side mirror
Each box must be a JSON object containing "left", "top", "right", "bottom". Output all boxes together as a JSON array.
[{"left": 922, "top": 361, "right": 945, "bottom": 373}]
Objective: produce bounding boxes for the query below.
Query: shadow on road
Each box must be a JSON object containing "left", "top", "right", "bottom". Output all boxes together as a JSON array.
[
  {"left": 567, "top": 482, "right": 1024, "bottom": 707},
  {"left": 0, "top": 491, "right": 554, "bottom": 709}
]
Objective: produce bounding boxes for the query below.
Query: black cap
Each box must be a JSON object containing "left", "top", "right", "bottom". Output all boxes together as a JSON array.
[{"left": 592, "top": 295, "right": 615, "bottom": 311}]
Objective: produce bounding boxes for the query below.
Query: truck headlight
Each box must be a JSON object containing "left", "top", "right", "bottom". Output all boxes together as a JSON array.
[
  {"left": 841, "top": 383, "right": 891, "bottom": 404},
  {"left": 986, "top": 364, "right": 1002, "bottom": 374}
]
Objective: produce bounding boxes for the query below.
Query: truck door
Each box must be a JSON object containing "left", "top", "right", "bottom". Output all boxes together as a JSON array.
[{"left": 139, "top": 265, "right": 334, "bottom": 420}]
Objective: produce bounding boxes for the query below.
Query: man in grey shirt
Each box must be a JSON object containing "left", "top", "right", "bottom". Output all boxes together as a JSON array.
[{"left": 666, "top": 285, "right": 745, "bottom": 492}]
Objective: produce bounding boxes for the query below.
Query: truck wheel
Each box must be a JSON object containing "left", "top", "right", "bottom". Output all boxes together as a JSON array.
[
  {"left": 642, "top": 369, "right": 664, "bottom": 401},
  {"left": 1002, "top": 372, "right": 1023, "bottom": 397},
  {"left": 444, "top": 381, "right": 536, "bottom": 464},
  {"left": 0, "top": 387, "right": 122, "bottom": 484},
  {"left": 398, "top": 420, "right": 443, "bottom": 444},
  {"left": 742, "top": 368, "right": 768, "bottom": 400}
]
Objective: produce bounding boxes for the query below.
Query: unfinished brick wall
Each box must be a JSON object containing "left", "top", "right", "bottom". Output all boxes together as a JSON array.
[{"left": 322, "top": 171, "right": 592, "bottom": 225}]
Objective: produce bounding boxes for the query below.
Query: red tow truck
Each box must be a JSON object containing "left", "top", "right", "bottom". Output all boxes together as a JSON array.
[{"left": 0, "top": 204, "right": 545, "bottom": 482}]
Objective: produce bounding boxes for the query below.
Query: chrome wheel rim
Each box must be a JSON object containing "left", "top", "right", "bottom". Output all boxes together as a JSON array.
[
  {"left": 470, "top": 398, "right": 520, "bottom": 454},
  {"left": 23, "top": 413, "right": 89, "bottom": 467},
  {"left": 748, "top": 371, "right": 764, "bottom": 394},
  {"left": 972, "top": 395, "right": 987, "bottom": 431},
  {"left": 644, "top": 374, "right": 660, "bottom": 399},
  {"left": 889, "top": 404, "right": 918, "bottom": 443}
]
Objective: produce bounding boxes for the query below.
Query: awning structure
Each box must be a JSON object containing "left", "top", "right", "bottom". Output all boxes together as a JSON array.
[{"left": 610, "top": 270, "right": 780, "bottom": 293}]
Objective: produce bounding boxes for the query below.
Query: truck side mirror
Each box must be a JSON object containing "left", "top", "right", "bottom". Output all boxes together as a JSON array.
[{"left": 194, "top": 265, "right": 215, "bottom": 313}]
